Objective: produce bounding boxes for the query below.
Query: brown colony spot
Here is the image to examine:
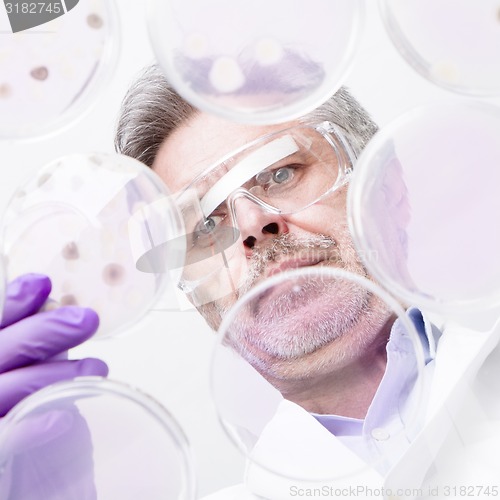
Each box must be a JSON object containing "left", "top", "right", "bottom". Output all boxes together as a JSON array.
[
  {"left": 62, "top": 242, "right": 80, "bottom": 260},
  {"left": 87, "top": 13, "right": 103, "bottom": 29},
  {"left": 0, "top": 83, "right": 11, "bottom": 98},
  {"left": 30, "top": 66, "right": 49, "bottom": 81},
  {"left": 61, "top": 294, "right": 78, "bottom": 306},
  {"left": 102, "top": 263, "right": 126, "bottom": 286}
]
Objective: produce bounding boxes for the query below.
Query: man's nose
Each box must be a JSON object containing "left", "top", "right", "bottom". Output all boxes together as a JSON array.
[{"left": 233, "top": 197, "right": 288, "bottom": 253}]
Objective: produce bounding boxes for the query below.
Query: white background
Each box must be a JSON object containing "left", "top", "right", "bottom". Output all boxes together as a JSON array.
[{"left": 1, "top": 1, "right": 500, "bottom": 497}]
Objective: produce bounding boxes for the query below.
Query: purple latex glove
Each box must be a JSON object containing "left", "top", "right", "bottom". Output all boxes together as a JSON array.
[
  {"left": 0, "top": 406, "right": 98, "bottom": 499},
  {"left": 0, "top": 273, "right": 108, "bottom": 417}
]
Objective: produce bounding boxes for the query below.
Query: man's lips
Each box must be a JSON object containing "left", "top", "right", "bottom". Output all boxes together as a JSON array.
[{"left": 266, "top": 256, "right": 324, "bottom": 277}]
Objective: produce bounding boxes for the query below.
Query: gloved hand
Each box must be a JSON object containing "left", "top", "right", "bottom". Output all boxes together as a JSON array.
[
  {"left": 0, "top": 404, "right": 99, "bottom": 500},
  {"left": 0, "top": 273, "right": 108, "bottom": 417}
]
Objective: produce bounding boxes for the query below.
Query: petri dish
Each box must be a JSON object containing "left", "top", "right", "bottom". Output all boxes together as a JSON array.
[
  {"left": 211, "top": 267, "right": 425, "bottom": 484},
  {"left": 0, "top": 0, "right": 119, "bottom": 139},
  {"left": 0, "top": 377, "right": 195, "bottom": 499},
  {"left": 0, "top": 152, "right": 185, "bottom": 337},
  {"left": 380, "top": 0, "right": 500, "bottom": 96},
  {"left": 147, "top": 0, "right": 364, "bottom": 124},
  {"left": 348, "top": 101, "right": 500, "bottom": 313}
]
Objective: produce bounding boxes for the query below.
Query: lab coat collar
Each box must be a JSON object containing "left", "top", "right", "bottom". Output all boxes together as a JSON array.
[
  {"left": 384, "top": 317, "right": 500, "bottom": 494},
  {"left": 245, "top": 399, "right": 384, "bottom": 499},
  {"left": 426, "top": 317, "right": 500, "bottom": 419}
]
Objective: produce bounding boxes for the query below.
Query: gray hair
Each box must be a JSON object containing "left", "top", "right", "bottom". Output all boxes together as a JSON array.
[{"left": 115, "top": 64, "right": 378, "bottom": 166}]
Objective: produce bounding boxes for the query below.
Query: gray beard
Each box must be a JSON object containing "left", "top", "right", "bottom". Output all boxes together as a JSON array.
[{"left": 214, "top": 233, "right": 374, "bottom": 362}]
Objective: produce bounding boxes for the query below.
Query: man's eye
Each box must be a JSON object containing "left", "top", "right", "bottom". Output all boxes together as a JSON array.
[
  {"left": 256, "top": 166, "right": 296, "bottom": 186},
  {"left": 193, "top": 214, "right": 225, "bottom": 242},
  {"left": 272, "top": 166, "right": 294, "bottom": 184},
  {"left": 199, "top": 217, "right": 217, "bottom": 234}
]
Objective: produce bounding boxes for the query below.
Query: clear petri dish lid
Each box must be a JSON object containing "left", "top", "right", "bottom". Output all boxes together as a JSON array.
[
  {"left": 0, "top": 0, "right": 119, "bottom": 140},
  {"left": 211, "top": 266, "right": 425, "bottom": 483},
  {"left": 147, "top": 0, "right": 364, "bottom": 125},
  {"left": 348, "top": 100, "right": 500, "bottom": 314},
  {"left": 380, "top": 0, "right": 500, "bottom": 96},
  {"left": 0, "top": 377, "right": 195, "bottom": 500},
  {"left": 0, "top": 152, "right": 186, "bottom": 338}
]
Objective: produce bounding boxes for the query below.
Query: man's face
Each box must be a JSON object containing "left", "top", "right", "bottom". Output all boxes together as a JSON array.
[{"left": 153, "top": 112, "right": 393, "bottom": 382}]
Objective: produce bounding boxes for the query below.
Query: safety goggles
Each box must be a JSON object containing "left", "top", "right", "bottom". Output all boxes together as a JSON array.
[{"left": 175, "top": 121, "right": 356, "bottom": 305}]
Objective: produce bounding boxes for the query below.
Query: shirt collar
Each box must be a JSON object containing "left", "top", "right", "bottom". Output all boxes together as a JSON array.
[{"left": 312, "top": 308, "right": 441, "bottom": 437}]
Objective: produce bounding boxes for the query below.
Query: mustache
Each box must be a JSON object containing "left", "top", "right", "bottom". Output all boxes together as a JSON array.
[
  {"left": 237, "top": 233, "right": 340, "bottom": 296},
  {"left": 253, "top": 232, "right": 337, "bottom": 264}
]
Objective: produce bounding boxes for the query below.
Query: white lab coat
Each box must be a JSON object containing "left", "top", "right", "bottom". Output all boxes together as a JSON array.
[{"left": 202, "top": 319, "right": 500, "bottom": 500}]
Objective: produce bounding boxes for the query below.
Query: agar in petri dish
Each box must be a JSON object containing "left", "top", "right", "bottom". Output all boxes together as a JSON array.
[
  {"left": 0, "top": 0, "right": 119, "bottom": 139},
  {"left": 147, "top": 0, "right": 364, "bottom": 124},
  {"left": 348, "top": 101, "right": 500, "bottom": 313},
  {"left": 0, "top": 152, "right": 185, "bottom": 337}
]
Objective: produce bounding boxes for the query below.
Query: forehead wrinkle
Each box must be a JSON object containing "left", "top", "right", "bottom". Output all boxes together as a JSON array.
[
  {"left": 153, "top": 124, "right": 232, "bottom": 192},
  {"left": 175, "top": 153, "right": 225, "bottom": 194}
]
